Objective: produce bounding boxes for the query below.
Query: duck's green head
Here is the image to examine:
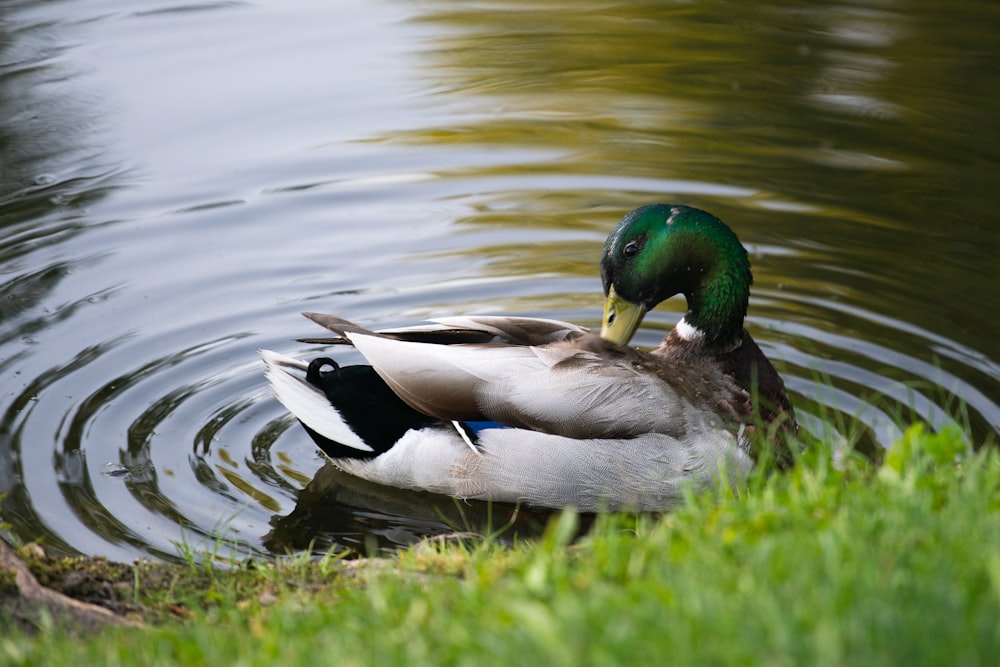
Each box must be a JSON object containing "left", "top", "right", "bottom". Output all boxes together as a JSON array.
[{"left": 600, "top": 204, "right": 752, "bottom": 349}]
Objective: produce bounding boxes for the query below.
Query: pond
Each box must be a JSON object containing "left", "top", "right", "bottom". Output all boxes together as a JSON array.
[{"left": 1, "top": 0, "right": 997, "bottom": 562}]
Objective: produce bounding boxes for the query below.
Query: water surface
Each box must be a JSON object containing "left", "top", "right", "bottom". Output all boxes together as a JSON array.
[{"left": 1, "top": 0, "right": 997, "bottom": 562}]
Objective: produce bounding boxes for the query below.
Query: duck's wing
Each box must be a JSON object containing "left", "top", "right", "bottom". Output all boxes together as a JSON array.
[
  {"left": 429, "top": 315, "right": 590, "bottom": 345},
  {"left": 298, "top": 312, "right": 588, "bottom": 346},
  {"left": 345, "top": 332, "right": 697, "bottom": 439}
]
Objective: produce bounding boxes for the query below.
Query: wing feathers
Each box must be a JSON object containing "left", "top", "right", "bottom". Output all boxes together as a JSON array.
[
  {"left": 300, "top": 312, "right": 589, "bottom": 347},
  {"left": 290, "top": 313, "right": 710, "bottom": 440},
  {"left": 301, "top": 312, "right": 497, "bottom": 345},
  {"left": 429, "top": 316, "right": 589, "bottom": 345},
  {"left": 344, "top": 331, "right": 688, "bottom": 437}
]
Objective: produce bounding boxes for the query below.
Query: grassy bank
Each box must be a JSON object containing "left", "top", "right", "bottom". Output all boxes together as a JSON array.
[{"left": 2, "top": 422, "right": 999, "bottom": 666}]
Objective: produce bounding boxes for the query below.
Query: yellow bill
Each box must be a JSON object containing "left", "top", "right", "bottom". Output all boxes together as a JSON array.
[{"left": 600, "top": 285, "right": 647, "bottom": 345}]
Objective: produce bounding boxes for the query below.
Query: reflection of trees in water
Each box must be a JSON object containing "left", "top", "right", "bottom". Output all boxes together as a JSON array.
[
  {"left": 2, "top": 3, "right": 77, "bottom": 198},
  {"left": 401, "top": 1, "right": 999, "bottom": 249},
  {"left": 0, "top": 2, "right": 119, "bottom": 226},
  {"left": 0, "top": 4, "right": 123, "bottom": 312},
  {"left": 407, "top": 1, "right": 997, "bottom": 198}
]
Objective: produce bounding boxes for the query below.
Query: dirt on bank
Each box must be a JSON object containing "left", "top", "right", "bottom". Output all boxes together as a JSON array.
[{"left": 1, "top": 540, "right": 178, "bottom": 634}]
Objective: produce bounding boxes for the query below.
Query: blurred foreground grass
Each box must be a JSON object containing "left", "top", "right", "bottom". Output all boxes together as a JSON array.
[{"left": 2, "top": 421, "right": 998, "bottom": 666}]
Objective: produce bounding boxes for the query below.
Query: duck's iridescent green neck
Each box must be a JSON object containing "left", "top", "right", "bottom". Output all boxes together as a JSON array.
[
  {"left": 679, "top": 220, "right": 752, "bottom": 347},
  {"left": 600, "top": 204, "right": 752, "bottom": 350}
]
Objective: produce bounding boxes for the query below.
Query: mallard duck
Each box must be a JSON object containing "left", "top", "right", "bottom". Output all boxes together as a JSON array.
[{"left": 262, "top": 204, "right": 796, "bottom": 511}]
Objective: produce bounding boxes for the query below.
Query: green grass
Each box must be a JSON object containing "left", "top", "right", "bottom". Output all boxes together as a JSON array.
[{"left": 2, "top": 422, "right": 999, "bottom": 666}]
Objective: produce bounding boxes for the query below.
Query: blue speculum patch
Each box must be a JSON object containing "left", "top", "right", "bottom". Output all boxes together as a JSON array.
[{"left": 462, "top": 421, "right": 507, "bottom": 435}]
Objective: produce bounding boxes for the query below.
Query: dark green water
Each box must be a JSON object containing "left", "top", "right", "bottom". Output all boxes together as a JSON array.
[{"left": 1, "top": 0, "right": 997, "bottom": 561}]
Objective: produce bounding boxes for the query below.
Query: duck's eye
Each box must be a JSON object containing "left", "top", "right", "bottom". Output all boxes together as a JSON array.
[{"left": 623, "top": 241, "right": 640, "bottom": 258}]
